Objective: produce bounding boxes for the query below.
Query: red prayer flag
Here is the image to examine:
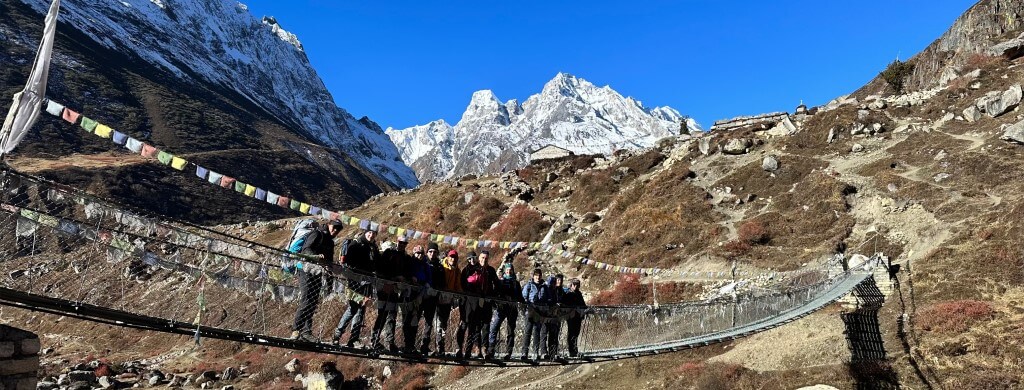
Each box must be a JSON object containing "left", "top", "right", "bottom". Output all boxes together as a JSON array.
[
  {"left": 220, "top": 176, "right": 235, "bottom": 189},
  {"left": 62, "top": 108, "right": 80, "bottom": 124},
  {"left": 141, "top": 144, "right": 159, "bottom": 158}
]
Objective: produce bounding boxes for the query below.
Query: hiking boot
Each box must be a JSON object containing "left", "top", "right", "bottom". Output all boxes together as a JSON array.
[
  {"left": 289, "top": 331, "right": 301, "bottom": 340},
  {"left": 419, "top": 346, "right": 431, "bottom": 355},
  {"left": 502, "top": 352, "right": 512, "bottom": 360},
  {"left": 297, "top": 333, "right": 316, "bottom": 343},
  {"left": 454, "top": 351, "right": 464, "bottom": 360}
]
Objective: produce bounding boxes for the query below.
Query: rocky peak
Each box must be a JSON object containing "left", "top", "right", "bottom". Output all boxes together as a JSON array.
[{"left": 460, "top": 90, "right": 511, "bottom": 126}]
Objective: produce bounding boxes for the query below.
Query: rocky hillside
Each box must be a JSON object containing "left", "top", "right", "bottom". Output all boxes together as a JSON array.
[
  {"left": 386, "top": 73, "right": 700, "bottom": 182},
  {"left": 4, "top": 0, "right": 1024, "bottom": 389},
  {"left": 0, "top": 0, "right": 413, "bottom": 224}
]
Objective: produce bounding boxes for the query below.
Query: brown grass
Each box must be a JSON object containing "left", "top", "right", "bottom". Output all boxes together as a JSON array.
[
  {"left": 916, "top": 300, "right": 995, "bottom": 333},
  {"left": 484, "top": 204, "right": 550, "bottom": 243}
]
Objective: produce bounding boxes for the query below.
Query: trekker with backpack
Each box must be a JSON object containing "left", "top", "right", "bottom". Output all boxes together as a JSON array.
[
  {"left": 488, "top": 248, "right": 524, "bottom": 359},
  {"left": 520, "top": 268, "right": 547, "bottom": 360},
  {"left": 333, "top": 229, "right": 379, "bottom": 348},
  {"left": 290, "top": 219, "right": 343, "bottom": 342}
]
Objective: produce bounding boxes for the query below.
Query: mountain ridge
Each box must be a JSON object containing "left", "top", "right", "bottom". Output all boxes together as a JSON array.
[{"left": 387, "top": 72, "right": 700, "bottom": 182}]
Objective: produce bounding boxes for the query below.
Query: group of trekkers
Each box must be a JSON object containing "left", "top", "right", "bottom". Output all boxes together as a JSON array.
[{"left": 289, "top": 220, "right": 589, "bottom": 361}]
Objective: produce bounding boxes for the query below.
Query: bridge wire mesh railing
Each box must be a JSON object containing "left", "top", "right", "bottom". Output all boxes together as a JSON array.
[{"left": 0, "top": 166, "right": 860, "bottom": 363}]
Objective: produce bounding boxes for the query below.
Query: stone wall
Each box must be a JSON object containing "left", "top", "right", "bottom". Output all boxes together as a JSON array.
[
  {"left": 0, "top": 324, "right": 39, "bottom": 390},
  {"left": 709, "top": 112, "right": 789, "bottom": 132}
]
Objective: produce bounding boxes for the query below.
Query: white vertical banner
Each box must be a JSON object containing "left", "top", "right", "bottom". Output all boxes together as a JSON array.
[{"left": 0, "top": 0, "right": 61, "bottom": 155}]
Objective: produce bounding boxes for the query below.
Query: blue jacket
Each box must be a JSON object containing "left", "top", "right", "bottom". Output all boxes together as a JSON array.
[
  {"left": 543, "top": 276, "right": 564, "bottom": 304},
  {"left": 522, "top": 280, "right": 547, "bottom": 304}
]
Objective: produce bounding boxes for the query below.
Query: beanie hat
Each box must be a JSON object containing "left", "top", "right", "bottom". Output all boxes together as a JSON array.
[
  {"left": 448, "top": 249, "right": 458, "bottom": 258},
  {"left": 427, "top": 242, "right": 440, "bottom": 252}
]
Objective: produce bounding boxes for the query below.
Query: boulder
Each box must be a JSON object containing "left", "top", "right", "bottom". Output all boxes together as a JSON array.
[
  {"left": 97, "top": 376, "right": 117, "bottom": 389},
  {"left": 850, "top": 123, "right": 866, "bottom": 136},
  {"left": 988, "top": 32, "right": 1024, "bottom": 60},
  {"left": 67, "top": 371, "right": 96, "bottom": 383},
  {"left": 698, "top": 137, "right": 711, "bottom": 156},
  {"left": 37, "top": 380, "right": 58, "bottom": 390},
  {"left": 1001, "top": 119, "right": 1024, "bottom": 144},
  {"left": 285, "top": 358, "right": 301, "bottom": 374},
  {"left": 765, "top": 116, "right": 797, "bottom": 137},
  {"left": 722, "top": 138, "right": 751, "bottom": 155},
  {"left": 868, "top": 100, "right": 886, "bottom": 110},
  {"left": 979, "top": 84, "right": 1022, "bottom": 117},
  {"left": 826, "top": 127, "right": 837, "bottom": 144},
  {"left": 545, "top": 172, "right": 559, "bottom": 183},
  {"left": 761, "top": 156, "right": 779, "bottom": 172},
  {"left": 963, "top": 105, "right": 982, "bottom": 122},
  {"left": 851, "top": 144, "right": 865, "bottom": 153},
  {"left": 872, "top": 123, "right": 884, "bottom": 134},
  {"left": 222, "top": 367, "right": 239, "bottom": 381}
]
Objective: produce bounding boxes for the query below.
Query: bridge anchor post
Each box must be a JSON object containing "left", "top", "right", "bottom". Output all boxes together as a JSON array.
[{"left": 0, "top": 324, "right": 40, "bottom": 389}]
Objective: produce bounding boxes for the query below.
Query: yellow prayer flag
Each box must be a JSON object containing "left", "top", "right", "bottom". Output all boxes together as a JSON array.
[
  {"left": 299, "top": 203, "right": 311, "bottom": 214},
  {"left": 244, "top": 184, "right": 256, "bottom": 197},
  {"left": 94, "top": 124, "right": 113, "bottom": 138},
  {"left": 349, "top": 217, "right": 361, "bottom": 226},
  {"left": 170, "top": 156, "right": 187, "bottom": 170},
  {"left": 397, "top": 228, "right": 406, "bottom": 236}
]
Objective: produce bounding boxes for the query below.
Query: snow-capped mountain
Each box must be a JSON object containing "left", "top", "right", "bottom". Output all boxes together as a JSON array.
[
  {"left": 19, "top": 0, "right": 418, "bottom": 188},
  {"left": 386, "top": 73, "right": 701, "bottom": 181}
]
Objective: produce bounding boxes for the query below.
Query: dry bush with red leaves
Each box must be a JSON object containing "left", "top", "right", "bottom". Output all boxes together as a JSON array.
[
  {"left": 484, "top": 204, "right": 550, "bottom": 243},
  {"left": 590, "top": 274, "right": 701, "bottom": 305},
  {"left": 916, "top": 300, "right": 995, "bottom": 333},
  {"left": 737, "top": 220, "right": 770, "bottom": 245},
  {"left": 385, "top": 364, "right": 433, "bottom": 390}
]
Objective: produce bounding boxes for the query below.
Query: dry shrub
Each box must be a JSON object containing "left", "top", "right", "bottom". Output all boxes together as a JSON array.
[
  {"left": 721, "top": 240, "right": 752, "bottom": 257},
  {"left": 484, "top": 204, "right": 550, "bottom": 243},
  {"left": 693, "top": 363, "right": 748, "bottom": 390},
  {"left": 737, "top": 220, "right": 770, "bottom": 245},
  {"left": 384, "top": 364, "right": 432, "bottom": 390},
  {"left": 965, "top": 53, "right": 1002, "bottom": 70},
  {"left": 446, "top": 365, "right": 470, "bottom": 382},
  {"left": 916, "top": 300, "right": 995, "bottom": 333},
  {"left": 620, "top": 149, "right": 666, "bottom": 174},
  {"left": 466, "top": 196, "right": 506, "bottom": 234},
  {"left": 975, "top": 228, "right": 994, "bottom": 241},
  {"left": 567, "top": 168, "right": 621, "bottom": 213},
  {"left": 590, "top": 274, "right": 701, "bottom": 305}
]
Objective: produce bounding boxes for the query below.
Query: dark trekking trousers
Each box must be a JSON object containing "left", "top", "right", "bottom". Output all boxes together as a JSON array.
[
  {"left": 544, "top": 319, "right": 562, "bottom": 357},
  {"left": 566, "top": 317, "right": 583, "bottom": 357},
  {"left": 488, "top": 302, "right": 518, "bottom": 355},
  {"left": 370, "top": 297, "right": 398, "bottom": 349},
  {"left": 292, "top": 270, "right": 322, "bottom": 335},
  {"left": 521, "top": 308, "right": 544, "bottom": 358},
  {"left": 335, "top": 300, "right": 366, "bottom": 344},
  {"left": 434, "top": 302, "right": 454, "bottom": 353},
  {"left": 418, "top": 296, "right": 437, "bottom": 352}
]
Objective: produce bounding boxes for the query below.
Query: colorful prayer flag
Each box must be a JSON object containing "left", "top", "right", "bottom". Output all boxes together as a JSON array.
[
  {"left": 141, "top": 144, "right": 159, "bottom": 158},
  {"left": 234, "top": 181, "right": 246, "bottom": 193},
  {"left": 253, "top": 188, "right": 266, "bottom": 201},
  {"left": 369, "top": 221, "right": 379, "bottom": 231},
  {"left": 220, "top": 176, "right": 235, "bottom": 189},
  {"left": 298, "top": 202, "right": 311, "bottom": 214},
  {"left": 358, "top": 219, "right": 370, "bottom": 230},
  {"left": 207, "top": 171, "right": 223, "bottom": 185},
  {"left": 170, "top": 156, "right": 187, "bottom": 171},
  {"left": 111, "top": 131, "right": 127, "bottom": 145},
  {"left": 125, "top": 137, "right": 143, "bottom": 153},
  {"left": 244, "top": 184, "right": 257, "bottom": 197},
  {"left": 195, "top": 166, "right": 209, "bottom": 180},
  {"left": 44, "top": 100, "right": 64, "bottom": 116},
  {"left": 156, "top": 151, "right": 172, "bottom": 165},
  {"left": 266, "top": 192, "right": 280, "bottom": 205},
  {"left": 62, "top": 108, "right": 80, "bottom": 124},
  {"left": 94, "top": 123, "right": 113, "bottom": 138},
  {"left": 308, "top": 206, "right": 320, "bottom": 216},
  {"left": 79, "top": 116, "right": 97, "bottom": 132},
  {"left": 289, "top": 199, "right": 301, "bottom": 210}
]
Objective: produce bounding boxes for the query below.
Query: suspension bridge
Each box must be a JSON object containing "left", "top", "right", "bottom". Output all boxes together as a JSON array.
[
  {"left": 0, "top": 167, "right": 882, "bottom": 366},
  {"left": 0, "top": 0, "right": 885, "bottom": 367}
]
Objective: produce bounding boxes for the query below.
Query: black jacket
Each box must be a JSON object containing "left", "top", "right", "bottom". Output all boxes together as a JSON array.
[
  {"left": 495, "top": 277, "right": 524, "bottom": 302},
  {"left": 460, "top": 263, "right": 499, "bottom": 296},
  {"left": 298, "top": 229, "right": 335, "bottom": 262},
  {"left": 344, "top": 236, "right": 379, "bottom": 274},
  {"left": 561, "top": 290, "right": 586, "bottom": 308}
]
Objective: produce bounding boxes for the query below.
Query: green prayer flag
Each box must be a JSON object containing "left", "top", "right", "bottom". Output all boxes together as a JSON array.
[
  {"left": 289, "top": 199, "right": 301, "bottom": 210},
  {"left": 156, "top": 151, "right": 173, "bottom": 165},
  {"left": 80, "top": 116, "right": 97, "bottom": 132}
]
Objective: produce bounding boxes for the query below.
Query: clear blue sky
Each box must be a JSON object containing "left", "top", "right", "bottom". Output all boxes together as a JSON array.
[{"left": 241, "top": 0, "right": 975, "bottom": 130}]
